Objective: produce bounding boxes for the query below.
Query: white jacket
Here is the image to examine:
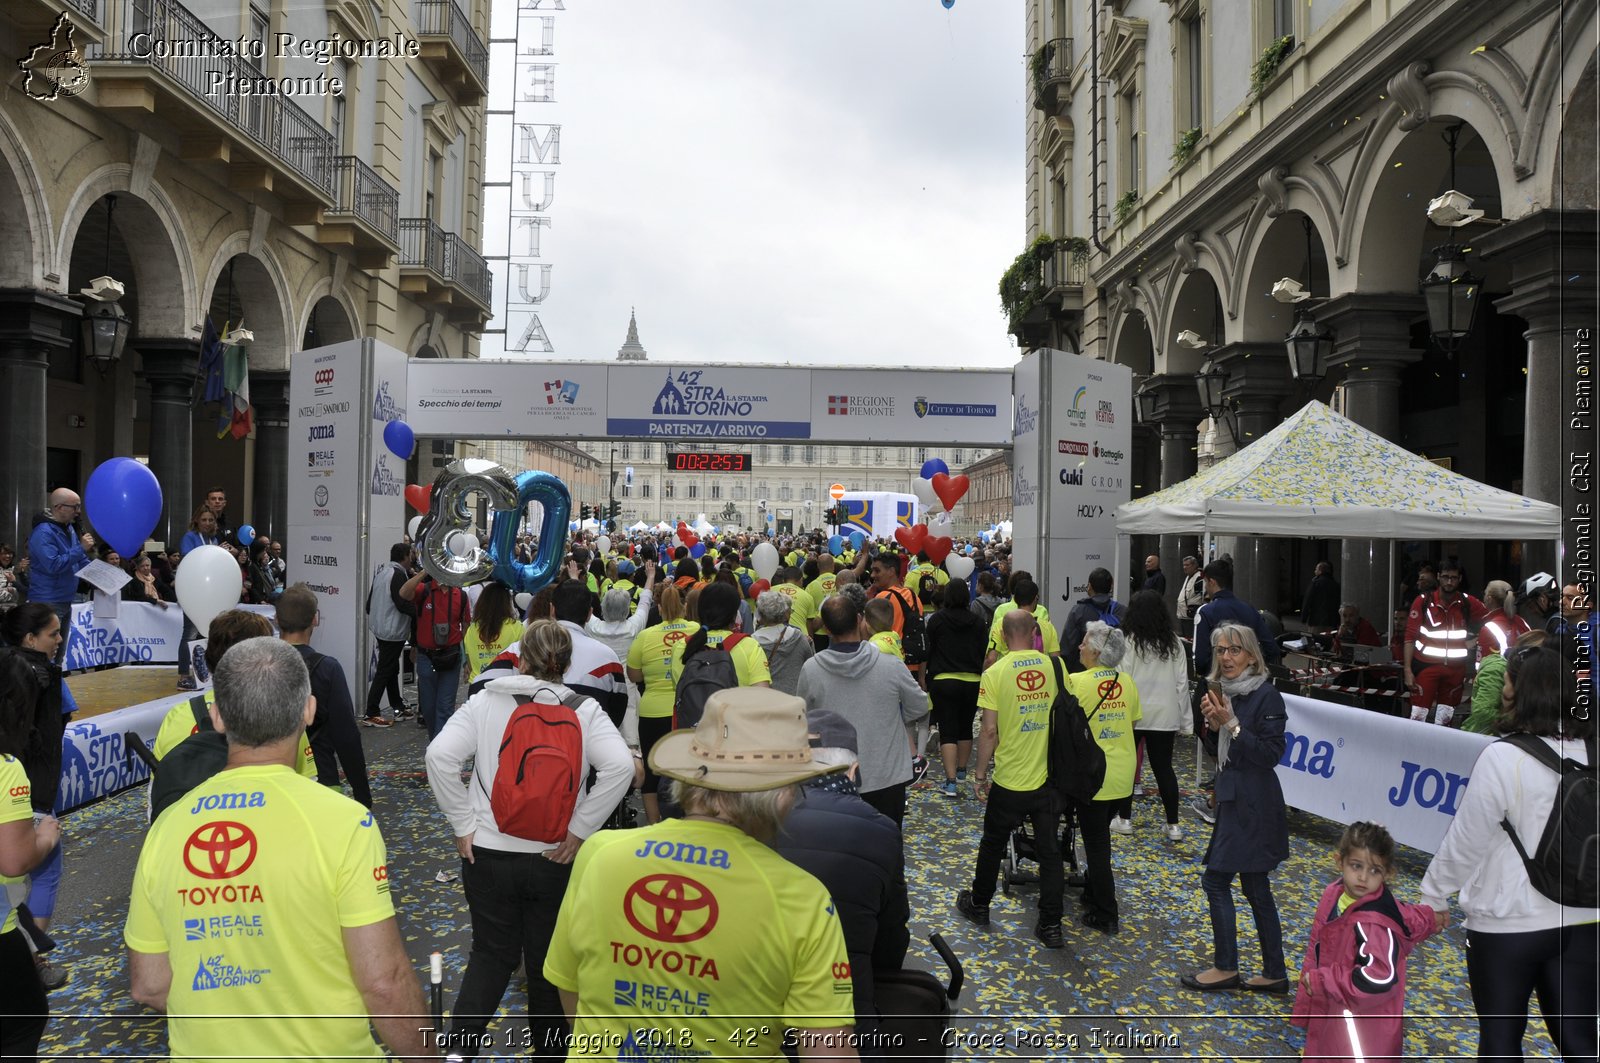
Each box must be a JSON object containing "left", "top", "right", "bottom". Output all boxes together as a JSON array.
[
  {"left": 1420, "top": 735, "right": 1598, "bottom": 932},
  {"left": 424, "top": 674, "right": 633, "bottom": 854},
  {"left": 1120, "top": 639, "right": 1192, "bottom": 733}
]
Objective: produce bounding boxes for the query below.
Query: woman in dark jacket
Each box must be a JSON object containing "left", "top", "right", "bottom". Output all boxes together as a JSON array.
[
  {"left": 1181, "top": 620, "right": 1290, "bottom": 994},
  {"left": 244, "top": 539, "right": 278, "bottom": 604},
  {"left": 120, "top": 553, "right": 174, "bottom": 606},
  {"left": 925, "top": 580, "right": 989, "bottom": 797}
]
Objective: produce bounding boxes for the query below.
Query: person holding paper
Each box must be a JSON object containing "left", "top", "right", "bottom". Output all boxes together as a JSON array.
[{"left": 24, "top": 489, "right": 92, "bottom": 666}]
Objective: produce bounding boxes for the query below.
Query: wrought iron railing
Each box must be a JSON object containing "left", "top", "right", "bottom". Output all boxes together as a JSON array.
[
  {"left": 398, "top": 218, "right": 447, "bottom": 275},
  {"left": 93, "top": 0, "right": 334, "bottom": 196},
  {"left": 399, "top": 220, "right": 492, "bottom": 307},
  {"left": 415, "top": 0, "right": 488, "bottom": 87},
  {"left": 1031, "top": 37, "right": 1074, "bottom": 111},
  {"left": 445, "top": 233, "right": 491, "bottom": 305},
  {"left": 1043, "top": 242, "right": 1089, "bottom": 289},
  {"left": 70, "top": 0, "right": 100, "bottom": 23},
  {"left": 328, "top": 156, "right": 400, "bottom": 242}
]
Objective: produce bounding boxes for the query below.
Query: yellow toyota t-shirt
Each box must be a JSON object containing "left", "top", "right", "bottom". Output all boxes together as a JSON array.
[
  {"left": 670, "top": 630, "right": 772, "bottom": 688},
  {"left": 1066, "top": 667, "right": 1142, "bottom": 800},
  {"left": 805, "top": 574, "right": 837, "bottom": 612},
  {"left": 909, "top": 563, "right": 950, "bottom": 588},
  {"left": 868, "top": 630, "right": 904, "bottom": 661},
  {"left": 775, "top": 583, "right": 818, "bottom": 631},
  {"left": 628, "top": 619, "right": 701, "bottom": 719},
  {"left": 153, "top": 692, "right": 315, "bottom": 778},
  {"left": 124, "top": 764, "right": 394, "bottom": 1062},
  {"left": 465, "top": 619, "right": 525, "bottom": 681},
  {"left": 991, "top": 600, "right": 1052, "bottom": 630},
  {"left": 544, "top": 819, "right": 853, "bottom": 1058},
  {"left": 986, "top": 608, "right": 1060, "bottom": 658},
  {"left": 978, "top": 650, "right": 1059, "bottom": 792},
  {"left": 0, "top": 755, "right": 32, "bottom": 934}
]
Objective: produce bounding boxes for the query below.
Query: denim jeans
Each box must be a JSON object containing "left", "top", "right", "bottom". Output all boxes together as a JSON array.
[
  {"left": 1200, "top": 868, "right": 1286, "bottom": 978},
  {"left": 47, "top": 602, "right": 72, "bottom": 667},
  {"left": 970, "top": 782, "right": 1062, "bottom": 926},
  {"left": 448, "top": 847, "right": 573, "bottom": 1060},
  {"left": 417, "top": 653, "right": 462, "bottom": 739}
]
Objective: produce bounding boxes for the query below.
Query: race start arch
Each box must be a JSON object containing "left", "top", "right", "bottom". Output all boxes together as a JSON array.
[{"left": 285, "top": 340, "right": 1128, "bottom": 700}]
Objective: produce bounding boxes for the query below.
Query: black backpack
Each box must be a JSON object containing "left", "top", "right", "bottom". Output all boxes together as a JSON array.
[
  {"left": 1498, "top": 733, "right": 1599, "bottom": 908},
  {"left": 1044, "top": 657, "right": 1109, "bottom": 806},
  {"left": 885, "top": 587, "right": 930, "bottom": 666},
  {"left": 150, "top": 697, "right": 229, "bottom": 821},
  {"left": 672, "top": 632, "right": 747, "bottom": 729}
]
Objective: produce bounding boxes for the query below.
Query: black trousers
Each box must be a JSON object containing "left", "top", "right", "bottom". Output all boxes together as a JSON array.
[
  {"left": 861, "top": 782, "right": 907, "bottom": 827},
  {"left": 449, "top": 847, "right": 574, "bottom": 1060},
  {"left": 309, "top": 699, "right": 373, "bottom": 808},
  {"left": 971, "top": 782, "right": 1063, "bottom": 926},
  {"left": 1115, "top": 730, "right": 1180, "bottom": 824},
  {"left": 1467, "top": 923, "right": 1598, "bottom": 1062},
  {"left": 0, "top": 926, "right": 47, "bottom": 1061},
  {"left": 366, "top": 637, "right": 407, "bottom": 714}
]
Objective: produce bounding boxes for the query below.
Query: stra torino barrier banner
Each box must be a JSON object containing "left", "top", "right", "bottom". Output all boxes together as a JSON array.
[
  {"left": 1277, "top": 693, "right": 1490, "bottom": 854},
  {"left": 65, "top": 602, "right": 276, "bottom": 669},
  {"left": 55, "top": 686, "right": 177, "bottom": 814},
  {"left": 405, "top": 360, "right": 1015, "bottom": 446}
]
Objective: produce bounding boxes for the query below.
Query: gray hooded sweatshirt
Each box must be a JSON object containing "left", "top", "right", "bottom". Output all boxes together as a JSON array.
[{"left": 795, "top": 642, "right": 929, "bottom": 794}]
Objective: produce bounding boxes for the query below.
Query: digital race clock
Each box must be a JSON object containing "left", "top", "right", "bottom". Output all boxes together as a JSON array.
[{"left": 666, "top": 451, "right": 752, "bottom": 473}]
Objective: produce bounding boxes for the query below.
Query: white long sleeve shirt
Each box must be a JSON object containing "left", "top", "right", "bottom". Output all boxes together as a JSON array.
[
  {"left": 1120, "top": 641, "right": 1192, "bottom": 733},
  {"left": 1420, "top": 734, "right": 1598, "bottom": 932},
  {"left": 425, "top": 674, "right": 634, "bottom": 854}
]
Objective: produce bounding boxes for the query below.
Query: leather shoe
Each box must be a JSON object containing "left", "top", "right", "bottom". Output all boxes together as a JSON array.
[
  {"left": 1245, "top": 978, "right": 1291, "bottom": 994},
  {"left": 1065, "top": 873, "right": 1087, "bottom": 889},
  {"left": 1180, "top": 971, "right": 1241, "bottom": 992},
  {"left": 1081, "top": 911, "right": 1119, "bottom": 934},
  {"left": 1033, "top": 922, "right": 1065, "bottom": 949}
]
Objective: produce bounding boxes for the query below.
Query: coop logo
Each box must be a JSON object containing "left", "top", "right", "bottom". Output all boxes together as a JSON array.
[
  {"left": 1014, "top": 394, "right": 1039, "bottom": 437},
  {"left": 182, "top": 821, "right": 259, "bottom": 881},
  {"left": 544, "top": 379, "right": 580, "bottom": 405},
  {"left": 623, "top": 874, "right": 719, "bottom": 944},
  {"left": 1064, "top": 386, "right": 1089, "bottom": 425},
  {"left": 313, "top": 368, "right": 336, "bottom": 397},
  {"left": 1060, "top": 467, "right": 1083, "bottom": 485},
  {"left": 8, "top": 784, "right": 29, "bottom": 798},
  {"left": 308, "top": 424, "right": 335, "bottom": 442},
  {"left": 192, "top": 955, "right": 271, "bottom": 991},
  {"left": 1093, "top": 441, "right": 1125, "bottom": 463},
  {"left": 370, "top": 380, "right": 402, "bottom": 422},
  {"left": 827, "top": 395, "right": 896, "bottom": 417},
  {"left": 370, "top": 454, "right": 403, "bottom": 497},
  {"left": 18, "top": 14, "right": 89, "bottom": 103},
  {"left": 1058, "top": 439, "right": 1089, "bottom": 456},
  {"left": 1096, "top": 399, "right": 1116, "bottom": 424},
  {"left": 372, "top": 864, "right": 390, "bottom": 893}
]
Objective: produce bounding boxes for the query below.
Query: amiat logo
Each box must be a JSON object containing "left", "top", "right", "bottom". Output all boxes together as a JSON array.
[{"left": 1065, "top": 386, "right": 1089, "bottom": 424}]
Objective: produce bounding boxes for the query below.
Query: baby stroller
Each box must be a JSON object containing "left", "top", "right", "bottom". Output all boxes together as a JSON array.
[{"left": 1000, "top": 810, "right": 1081, "bottom": 896}]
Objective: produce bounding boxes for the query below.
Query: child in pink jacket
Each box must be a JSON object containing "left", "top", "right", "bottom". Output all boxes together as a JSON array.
[{"left": 1291, "top": 822, "right": 1444, "bottom": 1061}]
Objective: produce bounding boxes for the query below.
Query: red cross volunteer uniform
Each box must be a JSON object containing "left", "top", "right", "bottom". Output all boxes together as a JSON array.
[{"left": 124, "top": 764, "right": 394, "bottom": 1060}]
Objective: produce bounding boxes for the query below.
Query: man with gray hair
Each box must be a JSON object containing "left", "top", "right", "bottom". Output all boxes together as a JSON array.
[
  {"left": 125, "top": 639, "right": 429, "bottom": 1061},
  {"left": 753, "top": 589, "right": 815, "bottom": 695}
]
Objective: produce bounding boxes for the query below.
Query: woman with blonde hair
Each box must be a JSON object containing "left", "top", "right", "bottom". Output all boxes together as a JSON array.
[{"left": 626, "top": 580, "right": 698, "bottom": 823}]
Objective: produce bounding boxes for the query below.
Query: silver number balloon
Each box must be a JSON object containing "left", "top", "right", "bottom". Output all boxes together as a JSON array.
[{"left": 416, "top": 458, "right": 517, "bottom": 586}]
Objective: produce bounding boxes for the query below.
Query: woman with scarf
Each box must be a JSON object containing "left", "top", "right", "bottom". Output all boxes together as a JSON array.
[{"left": 1180, "top": 620, "right": 1290, "bottom": 994}]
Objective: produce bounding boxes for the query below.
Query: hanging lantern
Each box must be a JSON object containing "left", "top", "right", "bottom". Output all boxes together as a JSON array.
[
  {"left": 1420, "top": 244, "right": 1483, "bottom": 353},
  {"left": 1284, "top": 310, "right": 1333, "bottom": 384}
]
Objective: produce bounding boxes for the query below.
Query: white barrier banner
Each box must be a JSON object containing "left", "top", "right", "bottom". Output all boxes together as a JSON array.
[
  {"left": 1277, "top": 693, "right": 1490, "bottom": 854},
  {"left": 64, "top": 602, "right": 277, "bottom": 668},
  {"left": 54, "top": 687, "right": 179, "bottom": 813}
]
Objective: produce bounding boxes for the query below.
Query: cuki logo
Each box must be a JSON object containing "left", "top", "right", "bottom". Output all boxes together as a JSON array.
[
  {"left": 1017, "top": 669, "right": 1047, "bottom": 692},
  {"left": 624, "top": 874, "right": 719, "bottom": 944},
  {"left": 183, "top": 822, "right": 259, "bottom": 880}
]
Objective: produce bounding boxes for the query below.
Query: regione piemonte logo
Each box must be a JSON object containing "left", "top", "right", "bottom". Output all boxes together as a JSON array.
[{"left": 18, "top": 14, "right": 89, "bottom": 102}]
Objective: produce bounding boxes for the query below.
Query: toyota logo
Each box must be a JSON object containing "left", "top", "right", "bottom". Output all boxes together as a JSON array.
[
  {"left": 1097, "top": 678, "right": 1124, "bottom": 701},
  {"left": 183, "top": 821, "right": 259, "bottom": 880},
  {"left": 1017, "top": 669, "right": 1047, "bottom": 692},
  {"left": 663, "top": 631, "right": 687, "bottom": 646},
  {"left": 314, "top": 485, "right": 329, "bottom": 506},
  {"left": 314, "top": 369, "right": 335, "bottom": 384},
  {"left": 623, "top": 874, "right": 719, "bottom": 944}
]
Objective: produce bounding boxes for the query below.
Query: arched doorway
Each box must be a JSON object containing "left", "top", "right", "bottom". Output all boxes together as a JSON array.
[{"left": 303, "top": 294, "right": 358, "bottom": 349}]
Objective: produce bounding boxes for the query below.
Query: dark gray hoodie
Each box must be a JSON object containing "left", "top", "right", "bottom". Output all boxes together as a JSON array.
[{"left": 794, "top": 643, "right": 928, "bottom": 794}]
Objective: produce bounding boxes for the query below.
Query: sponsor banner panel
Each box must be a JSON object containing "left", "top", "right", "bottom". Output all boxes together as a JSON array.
[
  {"left": 64, "top": 603, "right": 275, "bottom": 668},
  {"left": 1010, "top": 354, "right": 1043, "bottom": 578},
  {"left": 1277, "top": 693, "right": 1489, "bottom": 854},
  {"left": 1046, "top": 353, "right": 1132, "bottom": 541},
  {"left": 607, "top": 365, "right": 812, "bottom": 440},
  {"left": 287, "top": 524, "right": 363, "bottom": 705},
  {"left": 289, "top": 342, "right": 365, "bottom": 527},
  {"left": 1044, "top": 538, "right": 1118, "bottom": 640},
  {"left": 807, "top": 369, "right": 1012, "bottom": 445},
  {"left": 407, "top": 360, "right": 608, "bottom": 437}
]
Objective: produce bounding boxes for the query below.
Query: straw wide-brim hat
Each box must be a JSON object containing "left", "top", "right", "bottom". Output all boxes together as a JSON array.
[{"left": 649, "top": 687, "right": 848, "bottom": 792}]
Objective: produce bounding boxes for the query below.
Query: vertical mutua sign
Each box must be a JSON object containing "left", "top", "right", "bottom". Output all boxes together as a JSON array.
[{"left": 483, "top": 0, "right": 563, "bottom": 357}]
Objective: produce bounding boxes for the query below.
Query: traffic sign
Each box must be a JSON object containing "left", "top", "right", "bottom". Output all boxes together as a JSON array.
[{"left": 829, "top": 483, "right": 845, "bottom": 500}]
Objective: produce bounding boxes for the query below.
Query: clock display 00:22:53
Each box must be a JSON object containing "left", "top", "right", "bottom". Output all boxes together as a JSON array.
[{"left": 667, "top": 451, "right": 751, "bottom": 472}]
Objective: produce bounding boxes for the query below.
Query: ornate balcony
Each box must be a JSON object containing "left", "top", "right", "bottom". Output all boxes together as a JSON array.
[
  {"left": 1030, "top": 38, "right": 1074, "bottom": 115},
  {"left": 415, "top": 0, "right": 487, "bottom": 106},
  {"left": 4, "top": 0, "right": 104, "bottom": 50},
  {"left": 1040, "top": 239, "right": 1088, "bottom": 317},
  {"left": 91, "top": 0, "right": 335, "bottom": 205},
  {"left": 398, "top": 219, "right": 492, "bottom": 325},
  {"left": 305, "top": 156, "right": 402, "bottom": 269}
]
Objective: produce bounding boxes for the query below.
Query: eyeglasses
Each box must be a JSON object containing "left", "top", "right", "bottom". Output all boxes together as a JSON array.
[
  {"left": 1215, "top": 645, "right": 1251, "bottom": 657},
  {"left": 54, "top": 502, "right": 81, "bottom": 511}
]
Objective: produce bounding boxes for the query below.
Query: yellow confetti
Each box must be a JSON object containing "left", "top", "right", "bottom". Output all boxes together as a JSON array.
[{"left": 1471, "top": 44, "right": 1487, "bottom": 54}]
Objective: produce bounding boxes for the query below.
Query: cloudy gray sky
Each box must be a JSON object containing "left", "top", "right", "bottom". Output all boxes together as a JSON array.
[{"left": 479, "top": 2, "right": 1026, "bottom": 368}]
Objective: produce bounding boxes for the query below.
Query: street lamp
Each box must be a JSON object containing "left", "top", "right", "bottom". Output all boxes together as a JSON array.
[
  {"left": 1420, "top": 245, "right": 1483, "bottom": 353},
  {"left": 1284, "top": 310, "right": 1333, "bottom": 384},
  {"left": 608, "top": 447, "right": 618, "bottom": 532},
  {"left": 1134, "top": 376, "right": 1159, "bottom": 425},
  {"left": 1194, "top": 357, "right": 1237, "bottom": 443},
  {"left": 79, "top": 195, "right": 131, "bottom": 372}
]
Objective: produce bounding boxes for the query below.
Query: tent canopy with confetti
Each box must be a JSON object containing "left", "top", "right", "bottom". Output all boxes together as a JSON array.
[{"left": 1117, "top": 401, "right": 1561, "bottom": 540}]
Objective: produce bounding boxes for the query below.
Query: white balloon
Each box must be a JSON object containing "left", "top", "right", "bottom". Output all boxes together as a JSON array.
[
  {"left": 751, "top": 541, "right": 780, "bottom": 580},
  {"left": 596, "top": 535, "right": 612, "bottom": 556},
  {"left": 174, "top": 544, "right": 242, "bottom": 633},
  {"left": 945, "top": 554, "right": 976, "bottom": 581},
  {"left": 513, "top": 592, "right": 533, "bottom": 613},
  {"left": 447, "top": 531, "right": 477, "bottom": 558},
  {"left": 407, "top": 515, "right": 423, "bottom": 539},
  {"left": 912, "top": 477, "right": 940, "bottom": 510},
  {"left": 928, "top": 512, "right": 955, "bottom": 540}
]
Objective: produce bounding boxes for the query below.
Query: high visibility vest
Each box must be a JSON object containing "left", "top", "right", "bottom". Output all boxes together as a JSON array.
[{"left": 1413, "top": 594, "right": 1476, "bottom": 665}]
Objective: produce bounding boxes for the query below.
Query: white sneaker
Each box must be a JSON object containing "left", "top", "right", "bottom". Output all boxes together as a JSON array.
[
  {"left": 1165, "top": 823, "right": 1183, "bottom": 841},
  {"left": 1109, "top": 816, "right": 1134, "bottom": 835},
  {"left": 1132, "top": 783, "right": 1145, "bottom": 796}
]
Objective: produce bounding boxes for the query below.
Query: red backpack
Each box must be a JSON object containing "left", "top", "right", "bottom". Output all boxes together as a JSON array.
[
  {"left": 485, "top": 691, "right": 588, "bottom": 842},
  {"left": 416, "top": 580, "right": 469, "bottom": 652}
]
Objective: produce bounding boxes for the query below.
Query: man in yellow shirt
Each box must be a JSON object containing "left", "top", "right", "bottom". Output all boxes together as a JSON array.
[
  {"left": 774, "top": 567, "right": 820, "bottom": 636},
  {"left": 957, "top": 610, "right": 1066, "bottom": 949},
  {"left": 907, "top": 553, "right": 949, "bottom": 592},
  {"left": 984, "top": 577, "right": 1059, "bottom": 666},
  {"left": 805, "top": 555, "right": 838, "bottom": 614},
  {"left": 125, "top": 638, "right": 428, "bottom": 1061}
]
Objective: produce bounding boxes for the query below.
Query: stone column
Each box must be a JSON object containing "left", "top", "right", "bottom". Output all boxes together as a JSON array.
[
  {"left": 0, "top": 290, "right": 80, "bottom": 549},
  {"left": 1143, "top": 374, "right": 1205, "bottom": 611},
  {"left": 1216, "top": 343, "right": 1296, "bottom": 611},
  {"left": 1478, "top": 210, "right": 1599, "bottom": 580},
  {"left": 1320, "top": 293, "right": 1425, "bottom": 624},
  {"left": 136, "top": 340, "right": 201, "bottom": 547},
  {"left": 250, "top": 370, "right": 290, "bottom": 543}
]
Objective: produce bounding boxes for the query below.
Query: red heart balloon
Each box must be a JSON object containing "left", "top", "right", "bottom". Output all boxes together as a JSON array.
[
  {"left": 924, "top": 536, "right": 954, "bottom": 565},
  {"left": 749, "top": 578, "right": 771, "bottom": 599},
  {"left": 895, "top": 525, "right": 928, "bottom": 555},
  {"left": 405, "top": 484, "right": 430, "bottom": 513},
  {"left": 931, "top": 473, "right": 970, "bottom": 512}
]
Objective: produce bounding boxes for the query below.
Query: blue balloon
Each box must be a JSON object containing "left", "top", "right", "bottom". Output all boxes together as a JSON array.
[
  {"left": 849, "top": 530, "right": 866, "bottom": 551},
  {"left": 919, "top": 459, "right": 949, "bottom": 480},
  {"left": 85, "top": 457, "right": 163, "bottom": 557},
  {"left": 828, "top": 535, "right": 844, "bottom": 557},
  {"left": 382, "top": 419, "right": 415, "bottom": 460},
  {"left": 237, "top": 524, "right": 256, "bottom": 547},
  {"left": 689, "top": 542, "right": 707, "bottom": 559},
  {"left": 488, "top": 471, "right": 571, "bottom": 594},
  {"left": 942, "top": 0, "right": 955, "bottom": 7}
]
